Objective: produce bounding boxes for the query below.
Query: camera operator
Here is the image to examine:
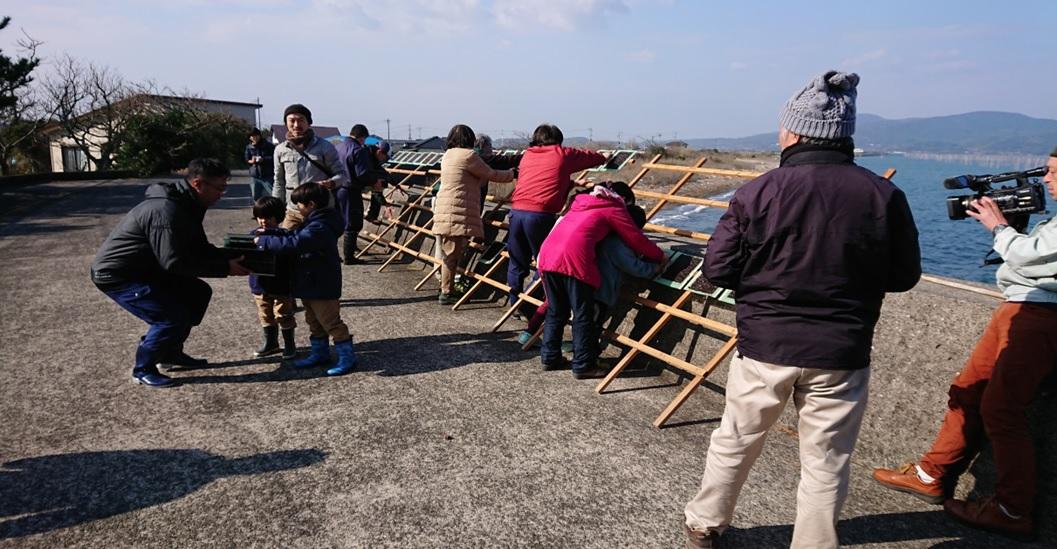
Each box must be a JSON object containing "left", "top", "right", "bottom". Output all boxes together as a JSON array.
[{"left": 873, "top": 147, "right": 1057, "bottom": 539}]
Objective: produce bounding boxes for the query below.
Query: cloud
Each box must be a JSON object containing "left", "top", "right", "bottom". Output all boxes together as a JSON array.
[
  {"left": 840, "top": 48, "right": 887, "bottom": 67},
  {"left": 492, "top": 0, "right": 630, "bottom": 31},
  {"left": 626, "top": 49, "right": 655, "bottom": 63}
]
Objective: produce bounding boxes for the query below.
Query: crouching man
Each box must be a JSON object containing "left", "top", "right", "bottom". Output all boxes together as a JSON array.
[
  {"left": 873, "top": 147, "right": 1057, "bottom": 540},
  {"left": 90, "top": 158, "right": 250, "bottom": 387}
]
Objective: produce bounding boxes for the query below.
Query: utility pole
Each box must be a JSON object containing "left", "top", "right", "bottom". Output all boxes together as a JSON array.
[
  {"left": 417, "top": 127, "right": 422, "bottom": 139},
  {"left": 588, "top": 127, "right": 593, "bottom": 142},
  {"left": 255, "top": 96, "right": 261, "bottom": 129},
  {"left": 408, "top": 124, "right": 412, "bottom": 141},
  {"left": 617, "top": 130, "right": 622, "bottom": 147},
  {"left": 386, "top": 118, "right": 391, "bottom": 140}
]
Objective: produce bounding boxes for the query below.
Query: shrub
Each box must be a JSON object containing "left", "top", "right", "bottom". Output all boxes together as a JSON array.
[{"left": 116, "top": 108, "right": 250, "bottom": 176}]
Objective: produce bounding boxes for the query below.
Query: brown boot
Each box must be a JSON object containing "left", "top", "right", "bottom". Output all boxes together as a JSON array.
[
  {"left": 872, "top": 463, "right": 944, "bottom": 504},
  {"left": 684, "top": 524, "right": 720, "bottom": 548},
  {"left": 944, "top": 496, "right": 1034, "bottom": 541}
]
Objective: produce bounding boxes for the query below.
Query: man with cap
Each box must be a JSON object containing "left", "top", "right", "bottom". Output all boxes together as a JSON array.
[
  {"left": 682, "top": 71, "right": 921, "bottom": 548},
  {"left": 272, "top": 104, "right": 347, "bottom": 230},
  {"left": 363, "top": 135, "right": 393, "bottom": 224},
  {"left": 872, "top": 147, "right": 1057, "bottom": 540}
]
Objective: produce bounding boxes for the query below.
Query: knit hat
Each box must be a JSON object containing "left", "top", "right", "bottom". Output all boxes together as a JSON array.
[
  {"left": 779, "top": 71, "right": 859, "bottom": 139},
  {"left": 283, "top": 104, "right": 312, "bottom": 125},
  {"left": 1050, "top": 145, "right": 1057, "bottom": 157}
]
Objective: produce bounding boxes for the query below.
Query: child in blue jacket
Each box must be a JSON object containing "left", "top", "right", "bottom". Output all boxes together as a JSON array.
[
  {"left": 255, "top": 182, "right": 357, "bottom": 376},
  {"left": 249, "top": 197, "right": 297, "bottom": 359}
]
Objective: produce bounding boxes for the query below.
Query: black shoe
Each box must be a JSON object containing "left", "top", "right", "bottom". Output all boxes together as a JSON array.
[
  {"left": 344, "top": 255, "right": 365, "bottom": 265},
  {"left": 438, "top": 293, "right": 459, "bottom": 305},
  {"left": 255, "top": 326, "right": 280, "bottom": 357},
  {"left": 159, "top": 350, "right": 208, "bottom": 369},
  {"left": 281, "top": 328, "right": 298, "bottom": 360},
  {"left": 572, "top": 364, "right": 609, "bottom": 380},
  {"left": 541, "top": 356, "right": 570, "bottom": 371},
  {"left": 132, "top": 371, "right": 178, "bottom": 388}
]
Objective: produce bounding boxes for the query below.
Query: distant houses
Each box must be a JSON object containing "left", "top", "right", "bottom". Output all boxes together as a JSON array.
[{"left": 41, "top": 94, "right": 261, "bottom": 173}]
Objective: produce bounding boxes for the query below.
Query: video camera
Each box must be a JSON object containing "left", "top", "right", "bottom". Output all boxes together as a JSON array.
[{"left": 944, "top": 166, "right": 1047, "bottom": 221}]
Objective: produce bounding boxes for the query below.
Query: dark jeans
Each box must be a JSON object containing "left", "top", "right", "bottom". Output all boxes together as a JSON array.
[
  {"left": 506, "top": 209, "right": 557, "bottom": 304},
  {"left": 541, "top": 272, "right": 599, "bottom": 372},
  {"left": 98, "top": 277, "right": 212, "bottom": 375},
  {"left": 250, "top": 177, "right": 273, "bottom": 202},
  {"left": 367, "top": 190, "right": 385, "bottom": 220},
  {"left": 336, "top": 185, "right": 365, "bottom": 237}
]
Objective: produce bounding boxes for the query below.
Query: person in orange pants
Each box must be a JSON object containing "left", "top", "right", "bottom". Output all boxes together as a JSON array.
[{"left": 873, "top": 147, "right": 1057, "bottom": 540}]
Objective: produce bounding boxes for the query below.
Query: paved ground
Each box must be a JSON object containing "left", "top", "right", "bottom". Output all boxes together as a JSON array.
[{"left": 1, "top": 175, "right": 1054, "bottom": 548}]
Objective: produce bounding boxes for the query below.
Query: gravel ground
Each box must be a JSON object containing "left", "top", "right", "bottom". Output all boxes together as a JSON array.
[{"left": 0, "top": 175, "right": 1053, "bottom": 548}]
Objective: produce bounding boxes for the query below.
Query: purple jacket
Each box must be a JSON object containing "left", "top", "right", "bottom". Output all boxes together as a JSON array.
[{"left": 705, "top": 144, "right": 920, "bottom": 370}]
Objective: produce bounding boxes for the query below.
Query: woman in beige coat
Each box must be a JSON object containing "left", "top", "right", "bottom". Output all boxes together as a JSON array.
[{"left": 434, "top": 124, "right": 515, "bottom": 304}]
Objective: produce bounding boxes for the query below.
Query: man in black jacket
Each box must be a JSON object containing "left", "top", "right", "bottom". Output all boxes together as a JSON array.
[
  {"left": 91, "top": 158, "right": 251, "bottom": 388},
  {"left": 683, "top": 72, "right": 921, "bottom": 549}
]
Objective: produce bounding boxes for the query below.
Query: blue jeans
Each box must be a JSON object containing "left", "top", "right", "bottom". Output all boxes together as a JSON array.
[
  {"left": 541, "top": 272, "right": 599, "bottom": 372},
  {"left": 506, "top": 209, "right": 557, "bottom": 304},
  {"left": 250, "top": 178, "right": 273, "bottom": 202},
  {"left": 99, "top": 277, "right": 212, "bottom": 375}
]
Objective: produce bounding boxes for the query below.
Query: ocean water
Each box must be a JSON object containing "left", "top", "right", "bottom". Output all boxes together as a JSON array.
[{"left": 650, "top": 154, "right": 1052, "bottom": 284}]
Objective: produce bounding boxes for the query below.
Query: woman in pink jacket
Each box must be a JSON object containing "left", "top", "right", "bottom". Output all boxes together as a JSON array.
[
  {"left": 506, "top": 124, "right": 607, "bottom": 309},
  {"left": 536, "top": 182, "right": 664, "bottom": 378}
]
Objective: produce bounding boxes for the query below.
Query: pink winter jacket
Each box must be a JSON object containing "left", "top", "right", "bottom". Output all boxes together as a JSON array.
[
  {"left": 537, "top": 191, "right": 664, "bottom": 288},
  {"left": 510, "top": 145, "right": 607, "bottom": 214}
]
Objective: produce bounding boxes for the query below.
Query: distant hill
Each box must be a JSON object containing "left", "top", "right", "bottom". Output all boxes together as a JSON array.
[{"left": 685, "top": 111, "right": 1057, "bottom": 155}]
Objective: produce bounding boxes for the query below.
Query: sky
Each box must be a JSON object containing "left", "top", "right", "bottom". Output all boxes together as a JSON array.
[{"left": 4, "top": 0, "right": 1056, "bottom": 142}]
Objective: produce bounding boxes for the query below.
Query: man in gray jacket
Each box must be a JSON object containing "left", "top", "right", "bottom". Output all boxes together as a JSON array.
[
  {"left": 272, "top": 104, "right": 347, "bottom": 229},
  {"left": 873, "top": 147, "right": 1057, "bottom": 540},
  {"left": 91, "top": 159, "right": 250, "bottom": 387}
]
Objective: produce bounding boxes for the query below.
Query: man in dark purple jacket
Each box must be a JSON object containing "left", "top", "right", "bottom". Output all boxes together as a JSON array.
[{"left": 683, "top": 71, "right": 921, "bottom": 549}]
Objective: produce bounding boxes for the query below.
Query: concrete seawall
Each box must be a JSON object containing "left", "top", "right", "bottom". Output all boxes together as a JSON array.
[{"left": 0, "top": 176, "right": 1052, "bottom": 548}]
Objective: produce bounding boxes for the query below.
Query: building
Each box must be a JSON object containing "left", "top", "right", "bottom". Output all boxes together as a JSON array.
[{"left": 41, "top": 95, "right": 262, "bottom": 173}]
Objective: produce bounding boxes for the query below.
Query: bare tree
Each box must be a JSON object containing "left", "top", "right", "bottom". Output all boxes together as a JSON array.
[
  {"left": 0, "top": 18, "right": 48, "bottom": 175},
  {"left": 41, "top": 55, "right": 149, "bottom": 170}
]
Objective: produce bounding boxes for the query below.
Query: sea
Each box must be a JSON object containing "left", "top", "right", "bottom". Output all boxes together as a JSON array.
[{"left": 650, "top": 154, "right": 1052, "bottom": 284}]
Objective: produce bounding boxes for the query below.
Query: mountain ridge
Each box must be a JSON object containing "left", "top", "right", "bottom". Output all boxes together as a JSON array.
[{"left": 684, "top": 111, "right": 1057, "bottom": 155}]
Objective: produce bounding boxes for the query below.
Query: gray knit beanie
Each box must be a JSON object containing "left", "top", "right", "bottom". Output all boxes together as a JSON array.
[{"left": 779, "top": 71, "right": 859, "bottom": 139}]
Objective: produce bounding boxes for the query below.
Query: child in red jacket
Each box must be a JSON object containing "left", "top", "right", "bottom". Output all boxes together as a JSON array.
[{"left": 536, "top": 182, "right": 664, "bottom": 378}]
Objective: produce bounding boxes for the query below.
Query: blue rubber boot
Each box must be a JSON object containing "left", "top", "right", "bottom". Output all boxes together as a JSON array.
[
  {"left": 326, "top": 339, "right": 358, "bottom": 376},
  {"left": 293, "top": 336, "right": 330, "bottom": 369}
]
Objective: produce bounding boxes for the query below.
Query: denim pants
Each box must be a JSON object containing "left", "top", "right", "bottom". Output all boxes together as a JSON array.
[
  {"left": 541, "top": 272, "right": 599, "bottom": 371},
  {"left": 505, "top": 209, "right": 557, "bottom": 304},
  {"left": 250, "top": 177, "right": 273, "bottom": 202},
  {"left": 99, "top": 277, "right": 212, "bottom": 375},
  {"left": 336, "top": 185, "right": 365, "bottom": 237}
]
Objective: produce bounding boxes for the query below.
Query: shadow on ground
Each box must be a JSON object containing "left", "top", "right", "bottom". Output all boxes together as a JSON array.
[
  {"left": 721, "top": 510, "right": 1034, "bottom": 548},
  {"left": 0, "top": 448, "right": 325, "bottom": 539},
  {"left": 171, "top": 332, "right": 523, "bottom": 385}
]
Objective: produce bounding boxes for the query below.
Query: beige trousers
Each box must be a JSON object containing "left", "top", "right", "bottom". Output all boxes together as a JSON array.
[
  {"left": 684, "top": 353, "right": 869, "bottom": 549},
  {"left": 301, "top": 299, "right": 350, "bottom": 342},
  {"left": 253, "top": 294, "right": 296, "bottom": 329},
  {"left": 438, "top": 235, "right": 469, "bottom": 295}
]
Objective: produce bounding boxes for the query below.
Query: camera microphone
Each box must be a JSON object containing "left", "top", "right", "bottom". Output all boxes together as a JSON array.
[{"left": 943, "top": 175, "right": 974, "bottom": 190}]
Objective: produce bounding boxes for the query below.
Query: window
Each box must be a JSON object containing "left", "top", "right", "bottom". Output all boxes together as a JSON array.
[{"left": 61, "top": 146, "right": 89, "bottom": 172}]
